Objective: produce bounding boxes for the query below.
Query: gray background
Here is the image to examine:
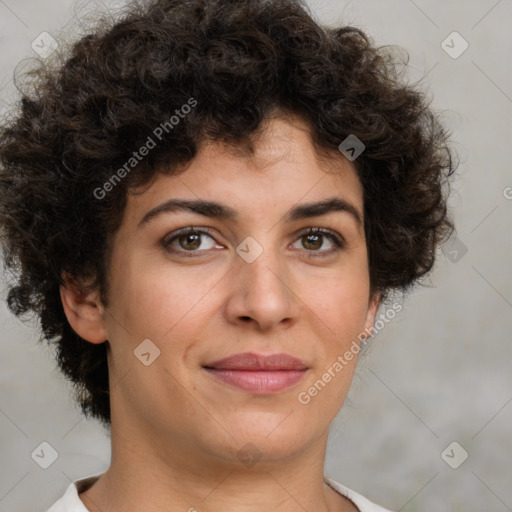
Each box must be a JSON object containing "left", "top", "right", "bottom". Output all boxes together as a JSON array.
[{"left": 1, "top": 1, "right": 511, "bottom": 511}]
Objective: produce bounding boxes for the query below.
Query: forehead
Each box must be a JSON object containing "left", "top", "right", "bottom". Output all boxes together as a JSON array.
[{"left": 199, "top": 115, "right": 351, "bottom": 174}]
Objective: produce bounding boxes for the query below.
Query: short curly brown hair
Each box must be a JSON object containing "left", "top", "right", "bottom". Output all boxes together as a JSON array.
[{"left": 0, "top": 0, "right": 456, "bottom": 428}]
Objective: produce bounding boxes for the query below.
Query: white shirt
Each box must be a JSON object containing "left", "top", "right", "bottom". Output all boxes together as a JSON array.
[{"left": 46, "top": 473, "right": 394, "bottom": 512}]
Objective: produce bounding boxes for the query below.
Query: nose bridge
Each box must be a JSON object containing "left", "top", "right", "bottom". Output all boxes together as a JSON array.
[
  {"left": 238, "top": 231, "right": 288, "bottom": 297},
  {"left": 229, "top": 230, "right": 299, "bottom": 329}
]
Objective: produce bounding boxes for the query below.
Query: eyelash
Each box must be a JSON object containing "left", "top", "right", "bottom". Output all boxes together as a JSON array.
[{"left": 162, "top": 226, "right": 345, "bottom": 258}]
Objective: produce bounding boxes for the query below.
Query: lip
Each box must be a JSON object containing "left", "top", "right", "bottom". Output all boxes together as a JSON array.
[
  {"left": 203, "top": 352, "right": 309, "bottom": 371},
  {"left": 202, "top": 352, "right": 309, "bottom": 394}
]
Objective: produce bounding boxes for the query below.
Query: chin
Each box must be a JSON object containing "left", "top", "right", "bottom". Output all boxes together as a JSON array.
[{"left": 209, "top": 417, "right": 316, "bottom": 463}]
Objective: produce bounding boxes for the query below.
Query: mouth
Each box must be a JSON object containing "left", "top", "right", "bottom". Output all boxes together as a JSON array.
[{"left": 202, "top": 352, "right": 309, "bottom": 394}]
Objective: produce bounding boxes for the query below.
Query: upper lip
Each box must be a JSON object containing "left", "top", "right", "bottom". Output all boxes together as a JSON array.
[{"left": 203, "top": 352, "right": 309, "bottom": 371}]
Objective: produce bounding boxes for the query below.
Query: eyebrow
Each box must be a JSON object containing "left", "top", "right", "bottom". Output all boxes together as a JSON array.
[{"left": 137, "top": 197, "right": 363, "bottom": 229}]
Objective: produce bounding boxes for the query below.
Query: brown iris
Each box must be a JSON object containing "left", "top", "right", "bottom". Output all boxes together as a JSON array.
[{"left": 178, "top": 229, "right": 202, "bottom": 250}]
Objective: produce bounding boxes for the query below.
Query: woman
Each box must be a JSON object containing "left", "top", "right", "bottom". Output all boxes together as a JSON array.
[{"left": 0, "top": 0, "right": 455, "bottom": 510}]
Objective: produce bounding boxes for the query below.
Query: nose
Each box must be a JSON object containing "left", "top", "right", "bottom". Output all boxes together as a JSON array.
[{"left": 224, "top": 240, "right": 301, "bottom": 332}]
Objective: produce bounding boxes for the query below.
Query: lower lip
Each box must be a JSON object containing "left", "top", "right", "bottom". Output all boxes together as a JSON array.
[{"left": 203, "top": 369, "right": 307, "bottom": 393}]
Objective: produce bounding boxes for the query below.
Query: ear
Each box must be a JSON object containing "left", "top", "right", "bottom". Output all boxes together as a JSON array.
[
  {"left": 59, "top": 275, "right": 108, "bottom": 344},
  {"left": 361, "top": 291, "right": 382, "bottom": 338}
]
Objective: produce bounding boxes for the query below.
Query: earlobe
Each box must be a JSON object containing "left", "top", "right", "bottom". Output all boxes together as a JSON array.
[{"left": 59, "top": 278, "right": 108, "bottom": 344}]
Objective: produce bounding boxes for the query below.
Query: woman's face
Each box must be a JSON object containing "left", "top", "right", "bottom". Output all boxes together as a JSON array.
[{"left": 101, "top": 115, "right": 380, "bottom": 466}]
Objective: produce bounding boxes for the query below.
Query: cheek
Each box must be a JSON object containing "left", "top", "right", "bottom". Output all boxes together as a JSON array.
[
  {"left": 109, "top": 258, "right": 220, "bottom": 341},
  {"left": 307, "top": 267, "right": 371, "bottom": 339}
]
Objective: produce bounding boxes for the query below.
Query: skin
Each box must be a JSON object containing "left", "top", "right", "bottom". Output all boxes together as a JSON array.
[{"left": 61, "top": 114, "right": 381, "bottom": 512}]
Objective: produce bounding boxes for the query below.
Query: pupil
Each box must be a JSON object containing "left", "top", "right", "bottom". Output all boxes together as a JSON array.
[{"left": 181, "top": 231, "right": 200, "bottom": 249}]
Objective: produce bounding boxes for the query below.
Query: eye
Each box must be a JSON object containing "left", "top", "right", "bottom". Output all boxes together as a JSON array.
[
  {"left": 162, "top": 226, "right": 345, "bottom": 257},
  {"left": 291, "top": 228, "right": 345, "bottom": 257},
  {"left": 163, "top": 227, "right": 221, "bottom": 256}
]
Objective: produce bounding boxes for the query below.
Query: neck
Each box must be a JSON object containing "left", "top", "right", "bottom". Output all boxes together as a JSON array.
[{"left": 78, "top": 421, "right": 357, "bottom": 512}]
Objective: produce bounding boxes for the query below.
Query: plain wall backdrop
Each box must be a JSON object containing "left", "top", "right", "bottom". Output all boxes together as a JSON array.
[{"left": 1, "top": 1, "right": 511, "bottom": 511}]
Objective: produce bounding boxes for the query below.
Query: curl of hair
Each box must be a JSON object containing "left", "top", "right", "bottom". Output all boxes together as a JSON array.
[{"left": 0, "top": 0, "right": 456, "bottom": 427}]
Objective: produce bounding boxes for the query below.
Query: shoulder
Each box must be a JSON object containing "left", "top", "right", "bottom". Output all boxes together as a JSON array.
[{"left": 324, "top": 476, "right": 395, "bottom": 512}]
